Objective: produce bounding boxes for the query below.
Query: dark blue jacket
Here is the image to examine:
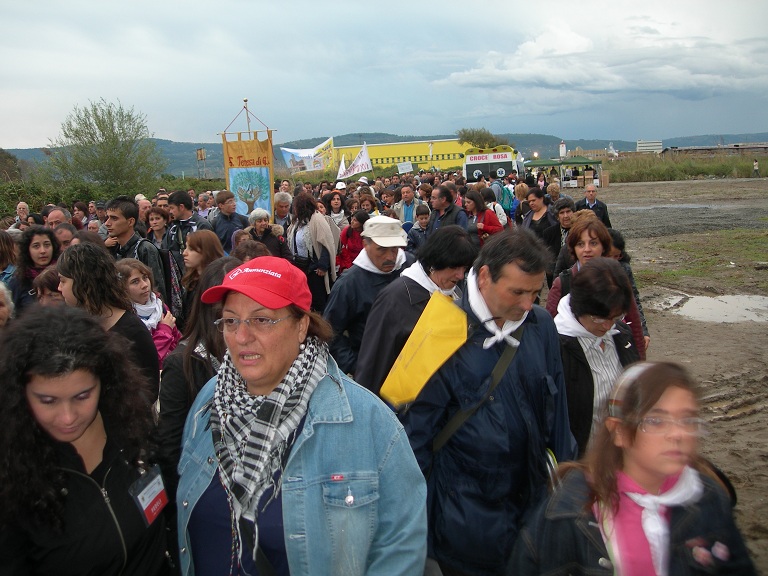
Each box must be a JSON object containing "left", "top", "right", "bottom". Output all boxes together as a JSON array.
[
  {"left": 400, "top": 297, "right": 577, "bottom": 575},
  {"left": 510, "top": 469, "right": 756, "bottom": 575},
  {"left": 574, "top": 198, "right": 612, "bottom": 228},
  {"left": 212, "top": 212, "right": 249, "bottom": 253},
  {"left": 323, "top": 253, "right": 415, "bottom": 375}
]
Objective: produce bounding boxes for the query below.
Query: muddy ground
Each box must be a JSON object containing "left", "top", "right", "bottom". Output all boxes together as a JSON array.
[{"left": 545, "top": 178, "right": 768, "bottom": 571}]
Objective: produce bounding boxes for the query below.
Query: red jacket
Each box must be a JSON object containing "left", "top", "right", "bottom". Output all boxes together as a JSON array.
[
  {"left": 475, "top": 209, "right": 503, "bottom": 245},
  {"left": 336, "top": 226, "right": 364, "bottom": 274}
]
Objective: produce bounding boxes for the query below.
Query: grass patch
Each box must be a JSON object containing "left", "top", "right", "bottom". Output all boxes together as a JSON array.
[
  {"left": 633, "top": 229, "right": 768, "bottom": 293},
  {"left": 607, "top": 154, "right": 766, "bottom": 182}
]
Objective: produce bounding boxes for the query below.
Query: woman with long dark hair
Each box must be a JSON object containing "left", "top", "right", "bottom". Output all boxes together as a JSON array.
[
  {"left": 157, "top": 256, "right": 239, "bottom": 497},
  {"left": 9, "top": 225, "right": 60, "bottom": 313},
  {"left": 57, "top": 243, "right": 160, "bottom": 396},
  {"left": 147, "top": 206, "right": 170, "bottom": 249},
  {"left": 286, "top": 192, "right": 337, "bottom": 312},
  {"left": 0, "top": 306, "right": 172, "bottom": 575},
  {"left": 463, "top": 188, "right": 503, "bottom": 247},
  {"left": 322, "top": 190, "right": 349, "bottom": 230},
  {"left": 72, "top": 201, "right": 89, "bottom": 227},
  {"left": 181, "top": 229, "right": 224, "bottom": 322},
  {"left": 0, "top": 229, "right": 18, "bottom": 286},
  {"left": 521, "top": 187, "right": 557, "bottom": 239}
]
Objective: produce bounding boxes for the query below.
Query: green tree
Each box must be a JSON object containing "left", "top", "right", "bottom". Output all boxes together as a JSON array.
[
  {"left": 44, "top": 98, "right": 167, "bottom": 196},
  {"left": 456, "top": 128, "right": 509, "bottom": 149},
  {"left": 0, "top": 149, "right": 22, "bottom": 182}
]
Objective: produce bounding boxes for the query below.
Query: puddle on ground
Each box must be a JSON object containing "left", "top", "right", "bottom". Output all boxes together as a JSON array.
[{"left": 674, "top": 295, "right": 768, "bottom": 322}]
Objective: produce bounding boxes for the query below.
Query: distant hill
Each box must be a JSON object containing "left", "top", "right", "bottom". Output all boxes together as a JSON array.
[{"left": 7, "top": 132, "right": 768, "bottom": 177}]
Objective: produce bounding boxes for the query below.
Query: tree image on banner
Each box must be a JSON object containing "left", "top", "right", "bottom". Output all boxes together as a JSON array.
[{"left": 230, "top": 167, "right": 271, "bottom": 213}]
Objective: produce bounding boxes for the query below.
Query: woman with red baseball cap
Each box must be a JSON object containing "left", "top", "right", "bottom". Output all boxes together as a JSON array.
[{"left": 176, "top": 256, "right": 427, "bottom": 575}]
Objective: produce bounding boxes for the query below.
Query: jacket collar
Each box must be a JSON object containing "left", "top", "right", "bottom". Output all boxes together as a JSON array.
[
  {"left": 458, "top": 286, "right": 540, "bottom": 340},
  {"left": 117, "top": 232, "right": 140, "bottom": 256},
  {"left": 304, "top": 355, "right": 352, "bottom": 425},
  {"left": 546, "top": 470, "right": 610, "bottom": 556}
]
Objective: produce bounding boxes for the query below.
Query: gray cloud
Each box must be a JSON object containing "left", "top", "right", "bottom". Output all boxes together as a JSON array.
[{"left": 1, "top": 0, "right": 765, "bottom": 148}]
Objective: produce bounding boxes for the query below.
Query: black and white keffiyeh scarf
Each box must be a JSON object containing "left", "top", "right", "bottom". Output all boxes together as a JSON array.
[{"left": 210, "top": 336, "right": 328, "bottom": 564}]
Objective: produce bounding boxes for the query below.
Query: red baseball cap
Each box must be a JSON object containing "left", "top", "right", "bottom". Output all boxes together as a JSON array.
[{"left": 201, "top": 256, "right": 312, "bottom": 311}]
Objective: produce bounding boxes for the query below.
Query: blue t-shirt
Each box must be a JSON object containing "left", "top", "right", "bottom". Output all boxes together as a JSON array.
[{"left": 189, "top": 472, "right": 290, "bottom": 576}]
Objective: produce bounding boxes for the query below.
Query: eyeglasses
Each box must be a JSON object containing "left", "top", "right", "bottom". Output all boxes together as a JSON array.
[
  {"left": 639, "top": 416, "right": 708, "bottom": 437},
  {"left": 590, "top": 314, "right": 624, "bottom": 326},
  {"left": 214, "top": 315, "right": 290, "bottom": 333}
]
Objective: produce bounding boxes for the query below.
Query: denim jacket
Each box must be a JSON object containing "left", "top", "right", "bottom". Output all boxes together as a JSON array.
[{"left": 177, "top": 356, "right": 427, "bottom": 576}]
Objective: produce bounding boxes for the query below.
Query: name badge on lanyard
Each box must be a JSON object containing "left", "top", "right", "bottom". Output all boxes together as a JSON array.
[{"left": 128, "top": 464, "right": 168, "bottom": 526}]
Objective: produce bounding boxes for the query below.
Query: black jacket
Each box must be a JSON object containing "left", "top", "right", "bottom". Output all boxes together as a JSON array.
[
  {"left": 355, "top": 276, "right": 431, "bottom": 395},
  {"left": 0, "top": 439, "right": 170, "bottom": 576},
  {"left": 426, "top": 203, "right": 468, "bottom": 236},
  {"left": 510, "top": 469, "right": 756, "bottom": 575},
  {"left": 162, "top": 213, "right": 213, "bottom": 255},
  {"left": 542, "top": 225, "right": 567, "bottom": 261},
  {"left": 110, "top": 310, "right": 161, "bottom": 399},
  {"left": 574, "top": 198, "right": 611, "bottom": 228},
  {"left": 559, "top": 322, "right": 639, "bottom": 456},
  {"left": 114, "top": 232, "right": 167, "bottom": 304},
  {"left": 323, "top": 253, "right": 414, "bottom": 375},
  {"left": 248, "top": 226, "right": 293, "bottom": 261},
  {"left": 157, "top": 342, "right": 217, "bottom": 500}
]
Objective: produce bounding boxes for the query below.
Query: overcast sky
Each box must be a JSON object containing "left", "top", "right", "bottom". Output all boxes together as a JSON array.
[{"left": 2, "top": 0, "right": 766, "bottom": 150}]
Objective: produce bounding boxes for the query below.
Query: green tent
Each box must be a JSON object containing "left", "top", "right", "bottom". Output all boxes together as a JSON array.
[
  {"left": 565, "top": 155, "right": 602, "bottom": 166},
  {"left": 524, "top": 158, "right": 563, "bottom": 167}
]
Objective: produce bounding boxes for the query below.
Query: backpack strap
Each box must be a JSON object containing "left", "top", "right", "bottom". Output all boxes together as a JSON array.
[{"left": 432, "top": 324, "right": 525, "bottom": 452}]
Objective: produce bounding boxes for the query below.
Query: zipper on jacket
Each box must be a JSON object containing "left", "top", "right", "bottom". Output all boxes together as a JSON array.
[{"left": 64, "top": 465, "right": 128, "bottom": 575}]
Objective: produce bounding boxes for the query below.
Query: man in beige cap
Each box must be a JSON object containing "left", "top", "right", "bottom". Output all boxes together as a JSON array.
[{"left": 323, "top": 216, "right": 415, "bottom": 374}]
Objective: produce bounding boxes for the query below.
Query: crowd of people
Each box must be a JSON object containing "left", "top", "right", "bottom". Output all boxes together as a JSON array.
[{"left": 0, "top": 172, "right": 756, "bottom": 575}]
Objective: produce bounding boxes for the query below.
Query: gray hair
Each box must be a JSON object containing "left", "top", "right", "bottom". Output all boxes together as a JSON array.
[
  {"left": 49, "top": 207, "right": 72, "bottom": 220},
  {"left": 248, "top": 208, "right": 270, "bottom": 225},
  {"left": 0, "top": 282, "right": 15, "bottom": 321},
  {"left": 274, "top": 192, "right": 292, "bottom": 205}
]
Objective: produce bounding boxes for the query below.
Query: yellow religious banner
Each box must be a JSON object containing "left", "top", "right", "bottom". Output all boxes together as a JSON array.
[
  {"left": 380, "top": 292, "right": 468, "bottom": 407},
  {"left": 222, "top": 131, "right": 274, "bottom": 215}
]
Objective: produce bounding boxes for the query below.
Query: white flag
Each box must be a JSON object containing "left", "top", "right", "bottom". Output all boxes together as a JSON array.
[
  {"left": 337, "top": 143, "right": 373, "bottom": 180},
  {"left": 337, "top": 154, "right": 346, "bottom": 180}
]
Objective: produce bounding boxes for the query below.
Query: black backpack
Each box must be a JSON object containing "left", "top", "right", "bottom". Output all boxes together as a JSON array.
[{"left": 133, "top": 239, "right": 184, "bottom": 320}]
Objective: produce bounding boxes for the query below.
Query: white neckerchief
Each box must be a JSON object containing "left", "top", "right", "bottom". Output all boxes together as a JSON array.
[
  {"left": 134, "top": 292, "right": 164, "bottom": 330},
  {"left": 401, "top": 261, "right": 457, "bottom": 297},
  {"left": 329, "top": 211, "right": 346, "bottom": 228},
  {"left": 352, "top": 247, "right": 406, "bottom": 275},
  {"left": 555, "top": 294, "right": 619, "bottom": 350},
  {"left": 625, "top": 466, "right": 704, "bottom": 576},
  {"left": 466, "top": 268, "right": 527, "bottom": 349}
]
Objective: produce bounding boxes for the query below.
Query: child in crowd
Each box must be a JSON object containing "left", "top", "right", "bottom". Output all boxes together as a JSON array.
[
  {"left": 336, "top": 210, "right": 369, "bottom": 275},
  {"left": 116, "top": 258, "right": 181, "bottom": 367},
  {"left": 510, "top": 361, "right": 756, "bottom": 575},
  {"left": 406, "top": 205, "right": 431, "bottom": 254}
]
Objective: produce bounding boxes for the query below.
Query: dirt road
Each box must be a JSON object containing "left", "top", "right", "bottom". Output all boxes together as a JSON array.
[{"left": 556, "top": 178, "right": 768, "bottom": 570}]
